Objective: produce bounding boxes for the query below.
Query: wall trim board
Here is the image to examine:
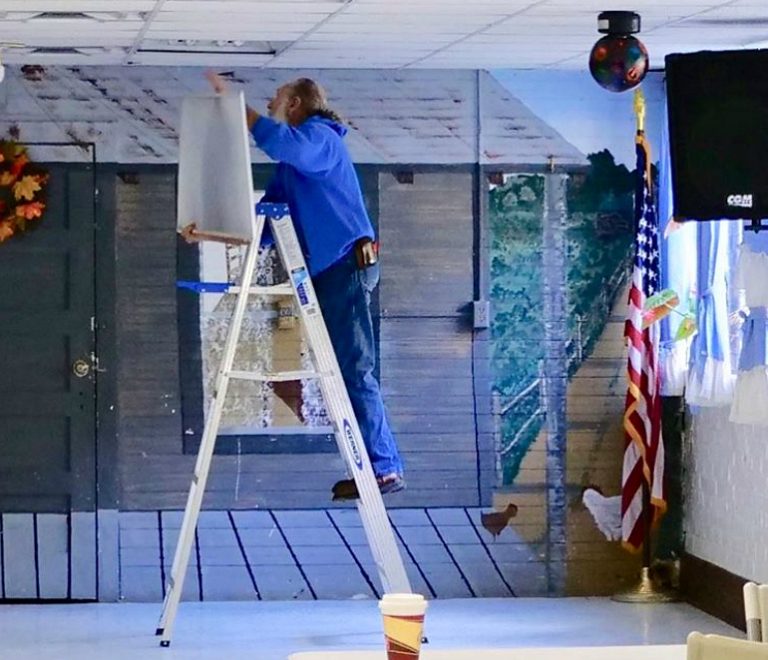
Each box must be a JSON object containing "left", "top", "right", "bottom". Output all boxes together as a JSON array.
[{"left": 680, "top": 552, "right": 747, "bottom": 632}]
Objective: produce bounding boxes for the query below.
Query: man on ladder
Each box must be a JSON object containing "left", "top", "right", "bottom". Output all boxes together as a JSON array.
[
  {"left": 162, "top": 77, "right": 413, "bottom": 647},
  {"left": 201, "top": 72, "right": 404, "bottom": 501}
]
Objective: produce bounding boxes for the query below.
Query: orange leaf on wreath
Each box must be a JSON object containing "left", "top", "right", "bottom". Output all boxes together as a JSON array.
[
  {"left": 10, "top": 153, "right": 29, "bottom": 178},
  {"left": 13, "top": 175, "right": 42, "bottom": 201},
  {"left": 0, "top": 221, "right": 14, "bottom": 242},
  {"left": 0, "top": 171, "right": 17, "bottom": 187},
  {"left": 15, "top": 201, "right": 45, "bottom": 220}
]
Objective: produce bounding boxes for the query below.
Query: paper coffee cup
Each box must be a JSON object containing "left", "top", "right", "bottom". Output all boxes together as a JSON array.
[{"left": 379, "top": 593, "right": 427, "bottom": 659}]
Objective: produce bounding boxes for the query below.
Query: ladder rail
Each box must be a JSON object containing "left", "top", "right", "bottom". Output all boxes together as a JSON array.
[
  {"left": 305, "top": 311, "right": 410, "bottom": 592},
  {"left": 157, "top": 216, "right": 265, "bottom": 646},
  {"left": 269, "top": 213, "right": 412, "bottom": 594}
]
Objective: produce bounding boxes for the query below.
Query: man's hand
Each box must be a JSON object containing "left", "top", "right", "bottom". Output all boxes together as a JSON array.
[
  {"left": 205, "top": 70, "right": 229, "bottom": 95},
  {"left": 205, "top": 70, "right": 259, "bottom": 129},
  {"left": 179, "top": 223, "right": 201, "bottom": 243}
]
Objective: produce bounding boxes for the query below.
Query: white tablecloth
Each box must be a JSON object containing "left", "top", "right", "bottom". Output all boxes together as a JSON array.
[{"left": 288, "top": 645, "right": 686, "bottom": 659}]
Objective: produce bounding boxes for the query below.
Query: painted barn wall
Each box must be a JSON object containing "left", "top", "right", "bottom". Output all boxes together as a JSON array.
[
  {"left": 115, "top": 170, "right": 186, "bottom": 510},
  {"left": 1, "top": 65, "right": 670, "bottom": 598},
  {"left": 378, "top": 170, "right": 494, "bottom": 508},
  {"left": 113, "top": 167, "right": 491, "bottom": 510},
  {"left": 114, "top": 169, "right": 344, "bottom": 510}
]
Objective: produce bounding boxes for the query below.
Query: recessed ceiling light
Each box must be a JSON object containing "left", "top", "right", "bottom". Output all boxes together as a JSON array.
[
  {"left": 32, "top": 11, "right": 93, "bottom": 20},
  {"left": 17, "top": 46, "right": 118, "bottom": 56},
  {"left": 146, "top": 39, "right": 285, "bottom": 55},
  {"left": 27, "top": 11, "right": 144, "bottom": 22},
  {"left": 30, "top": 47, "right": 85, "bottom": 54}
]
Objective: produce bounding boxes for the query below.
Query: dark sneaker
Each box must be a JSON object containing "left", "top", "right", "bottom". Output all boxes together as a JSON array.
[{"left": 332, "top": 474, "right": 405, "bottom": 501}]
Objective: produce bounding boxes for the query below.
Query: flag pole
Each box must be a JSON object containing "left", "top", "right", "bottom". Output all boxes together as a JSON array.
[
  {"left": 613, "top": 483, "right": 676, "bottom": 602},
  {"left": 612, "top": 88, "right": 677, "bottom": 604}
]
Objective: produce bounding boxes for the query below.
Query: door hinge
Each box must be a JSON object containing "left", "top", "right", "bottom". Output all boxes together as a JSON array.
[{"left": 90, "top": 351, "right": 106, "bottom": 373}]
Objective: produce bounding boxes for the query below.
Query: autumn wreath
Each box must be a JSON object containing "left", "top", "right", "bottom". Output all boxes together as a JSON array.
[{"left": 0, "top": 140, "right": 49, "bottom": 243}]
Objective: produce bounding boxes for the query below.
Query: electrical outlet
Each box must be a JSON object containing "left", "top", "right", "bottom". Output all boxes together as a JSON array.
[{"left": 473, "top": 299, "right": 491, "bottom": 329}]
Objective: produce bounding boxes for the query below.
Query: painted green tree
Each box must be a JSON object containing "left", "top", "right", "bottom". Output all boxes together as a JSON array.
[{"left": 490, "top": 153, "right": 636, "bottom": 484}]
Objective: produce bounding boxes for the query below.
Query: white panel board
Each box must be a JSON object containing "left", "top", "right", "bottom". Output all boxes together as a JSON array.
[
  {"left": 177, "top": 91, "right": 256, "bottom": 242},
  {"left": 2, "top": 514, "right": 36, "bottom": 598}
]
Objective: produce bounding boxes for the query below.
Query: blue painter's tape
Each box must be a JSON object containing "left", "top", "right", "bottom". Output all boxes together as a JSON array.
[{"left": 177, "top": 280, "right": 232, "bottom": 293}]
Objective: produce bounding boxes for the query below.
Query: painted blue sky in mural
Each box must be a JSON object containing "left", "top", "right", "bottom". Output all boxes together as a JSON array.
[{"left": 491, "top": 70, "right": 665, "bottom": 169}]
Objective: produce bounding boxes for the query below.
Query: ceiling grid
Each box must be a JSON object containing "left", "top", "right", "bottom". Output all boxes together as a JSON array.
[{"left": 0, "top": 0, "right": 765, "bottom": 69}]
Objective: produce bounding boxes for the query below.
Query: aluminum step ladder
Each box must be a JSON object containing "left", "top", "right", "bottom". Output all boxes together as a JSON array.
[{"left": 156, "top": 202, "right": 412, "bottom": 647}]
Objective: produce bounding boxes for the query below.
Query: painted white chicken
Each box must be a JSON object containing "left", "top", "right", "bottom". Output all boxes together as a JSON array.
[{"left": 582, "top": 487, "right": 622, "bottom": 541}]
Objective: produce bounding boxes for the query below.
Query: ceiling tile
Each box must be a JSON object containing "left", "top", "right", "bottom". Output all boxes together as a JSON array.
[{"left": 0, "top": 0, "right": 766, "bottom": 69}]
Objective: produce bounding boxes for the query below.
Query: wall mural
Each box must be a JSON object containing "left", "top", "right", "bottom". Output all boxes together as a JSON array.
[
  {"left": 489, "top": 70, "right": 664, "bottom": 487},
  {"left": 487, "top": 71, "right": 667, "bottom": 595},
  {"left": 490, "top": 157, "right": 644, "bottom": 483}
]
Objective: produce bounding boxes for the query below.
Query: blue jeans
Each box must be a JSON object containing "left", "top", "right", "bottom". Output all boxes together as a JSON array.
[{"left": 312, "top": 253, "right": 403, "bottom": 478}]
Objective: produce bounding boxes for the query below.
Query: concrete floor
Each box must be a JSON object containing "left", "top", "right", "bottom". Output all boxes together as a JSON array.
[{"left": 0, "top": 598, "right": 739, "bottom": 660}]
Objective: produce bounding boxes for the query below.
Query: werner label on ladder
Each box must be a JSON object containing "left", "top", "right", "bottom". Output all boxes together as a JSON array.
[{"left": 157, "top": 76, "right": 413, "bottom": 646}]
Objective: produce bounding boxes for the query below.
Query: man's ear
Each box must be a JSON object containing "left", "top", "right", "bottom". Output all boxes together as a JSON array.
[{"left": 289, "top": 95, "right": 302, "bottom": 113}]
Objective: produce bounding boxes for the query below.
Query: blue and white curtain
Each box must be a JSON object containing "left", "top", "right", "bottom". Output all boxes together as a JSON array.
[
  {"left": 730, "top": 231, "right": 768, "bottom": 424},
  {"left": 658, "top": 100, "right": 742, "bottom": 405},
  {"left": 684, "top": 219, "right": 740, "bottom": 406},
  {"left": 658, "top": 104, "right": 697, "bottom": 396}
]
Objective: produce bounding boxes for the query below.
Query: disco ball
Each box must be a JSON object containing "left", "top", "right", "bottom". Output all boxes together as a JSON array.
[{"left": 589, "top": 34, "right": 649, "bottom": 93}]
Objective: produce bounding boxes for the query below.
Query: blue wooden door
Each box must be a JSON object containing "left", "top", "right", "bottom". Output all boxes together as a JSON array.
[{"left": 0, "top": 165, "right": 97, "bottom": 599}]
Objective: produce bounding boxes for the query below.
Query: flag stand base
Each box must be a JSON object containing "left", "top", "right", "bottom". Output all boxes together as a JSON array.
[{"left": 611, "top": 567, "right": 679, "bottom": 603}]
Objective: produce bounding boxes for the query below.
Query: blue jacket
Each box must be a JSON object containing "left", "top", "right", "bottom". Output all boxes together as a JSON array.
[{"left": 251, "top": 114, "right": 375, "bottom": 276}]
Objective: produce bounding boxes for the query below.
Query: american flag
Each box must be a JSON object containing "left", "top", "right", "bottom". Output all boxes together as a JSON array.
[{"left": 622, "top": 133, "right": 667, "bottom": 552}]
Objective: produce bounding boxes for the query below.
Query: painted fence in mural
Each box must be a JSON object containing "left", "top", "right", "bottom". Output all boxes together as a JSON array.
[{"left": 490, "top": 152, "right": 636, "bottom": 485}]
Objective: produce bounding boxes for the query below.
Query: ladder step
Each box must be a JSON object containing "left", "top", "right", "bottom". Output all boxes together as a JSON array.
[
  {"left": 229, "top": 284, "right": 293, "bottom": 296},
  {"left": 226, "top": 369, "right": 320, "bottom": 382},
  {"left": 176, "top": 282, "right": 293, "bottom": 296}
]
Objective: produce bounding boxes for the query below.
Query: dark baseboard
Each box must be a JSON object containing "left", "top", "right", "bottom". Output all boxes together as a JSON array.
[{"left": 680, "top": 552, "right": 747, "bottom": 632}]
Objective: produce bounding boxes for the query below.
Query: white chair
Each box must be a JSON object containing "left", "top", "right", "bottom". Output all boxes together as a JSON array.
[
  {"left": 742, "top": 581, "right": 768, "bottom": 642},
  {"left": 744, "top": 582, "right": 762, "bottom": 641},
  {"left": 687, "top": 632, "right": 768, "bottom": 660}
]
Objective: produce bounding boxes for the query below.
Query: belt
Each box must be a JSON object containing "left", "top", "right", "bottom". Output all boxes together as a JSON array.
[{"left": 353, "top": 237, "right": 378, "bottom": 269}]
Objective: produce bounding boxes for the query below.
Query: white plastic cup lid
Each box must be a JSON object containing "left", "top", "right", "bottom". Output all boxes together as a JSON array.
[{"left": 379, "top": 593, "right": 428, "bottom": 616}]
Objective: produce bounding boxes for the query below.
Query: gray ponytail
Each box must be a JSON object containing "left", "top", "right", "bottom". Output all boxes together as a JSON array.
[{"left": 289, "top": 78, "right": 344, "bottom": 124}]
